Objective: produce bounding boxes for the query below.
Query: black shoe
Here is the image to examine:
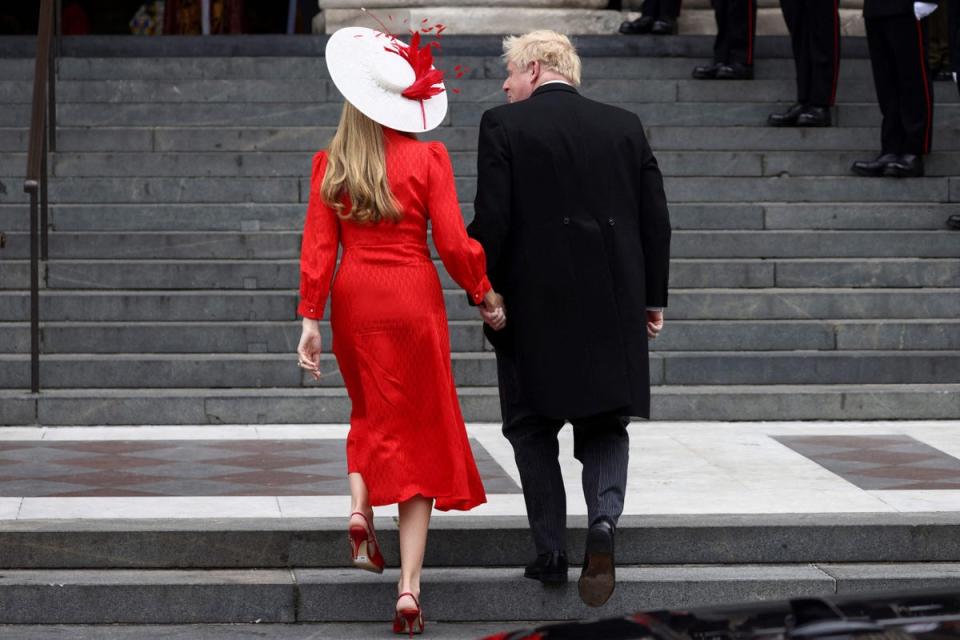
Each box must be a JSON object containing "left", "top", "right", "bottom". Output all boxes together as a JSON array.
[
  {"left": 796, "top": 106, "right": 831, "bottom": 127},
  {"left": 524, "top": 550, "right": 568, "bottom": 585},
  {"left": 767, "top": 103, "right": 806, "bottom": 127},
  {"left": 947, "top": 214, "right": 960, "bottom": 230},
  {"left": 578, "top": 517, "right": 616, "bottom": 607},
  {"left": 692, "top": 62, "right": 723, "bottom": 79},
  {"left": 619, "top": 15, "right": 654, "bottom": 34},
  {"left": 884, "top": 154, "right": 925, "bottom": 178},
  {"left": 716, "top": 62, "right": 753, "bottom": 80},
  {"left": 851, "top": 153, "right": 899, "bottom": 177},
  {"left": 651, "top": 18, "right": 677, "bottom": 35}
]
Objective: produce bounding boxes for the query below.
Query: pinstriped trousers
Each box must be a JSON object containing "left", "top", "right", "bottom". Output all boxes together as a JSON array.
[{"left": 496, "top": 350, "right": 630, "bottom": 555}]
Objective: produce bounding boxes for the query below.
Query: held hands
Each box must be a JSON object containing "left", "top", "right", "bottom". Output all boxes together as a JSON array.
[
  {"left": 480, "top": 289, "right": 507, "bottom": 331},
  {"left": 647, "top": 309, "right": 664, "bottom": 340},
  {"left": 297, "top": 318, "right": 322, "bottom": 381}
]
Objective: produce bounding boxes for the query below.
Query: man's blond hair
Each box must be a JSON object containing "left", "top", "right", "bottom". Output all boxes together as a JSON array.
[{"left": 502, "top": 30, "right": 582, "bottom": 87}]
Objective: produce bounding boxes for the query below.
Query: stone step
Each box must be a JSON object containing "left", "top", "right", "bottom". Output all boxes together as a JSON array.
[
  {"left": 3, "top": 230, "right": 958, "bottom": 261},
  {"left": 4, "top": 150, "right": 960, "bottom": 179},
  {"left": 3, "top": 384, "right": 960, "bottom": 424},
  {"left": 7, "top": 100, "right": 939, "bottom": 129},
  {"left": 1, "top": 623, "right": 508, "bottom": 639},
  {"left": 2, "top": 289, "right": 959, "bottom": 322},
  {"left": 2, "top": 351, "right": 958, "bottom": 389},
  {"left": 1, "top": 514, "right": 956, "bottom": 569},
  {"left": 6, "top": 318, "right": 960, "bottom": 355},
  {"left": 1, "top": 319, "right": 959, "bottom": 355},
  {"left": 2, "top": 257, "right": 958, "bottom": 291},
  {"left": 9, "top": 122, "right": 960, "bottom": 160},
  {"left": 2, "top": 78, "right": 955, "bottom": 107},
  {"left": 0, "top": 175, "right": 952, "bottom": 205},
  {"left": 0, "top": 563, "right": 955, "bottom": 624},
  {"left": 15, "top": 123, "right": 960, "bottom": 155},
  {"left": 2, "top": 54, "right": 875, "bottom": 82},
  {"left": 2, "top": 202, "right": 957, "bottom": 233}
]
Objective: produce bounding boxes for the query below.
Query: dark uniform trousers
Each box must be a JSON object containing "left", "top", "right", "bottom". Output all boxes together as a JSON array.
[
  {"left": 641, "top": 0, "right": 682, "bottom": 18},
  {"left": 496, "top": 349, "right": 630, "bottom": 556},
  {"left": 780, "top": 0, "right": 842, "bottom": 106},
  {"left": 712, "top": 0, "right": 758, "bottom": 65},
  {"left": 866, "top": 12, "right": 934, "bottom": 154}
]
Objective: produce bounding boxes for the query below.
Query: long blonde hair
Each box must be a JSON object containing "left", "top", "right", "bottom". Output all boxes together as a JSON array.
[{"left": 321, "top": 101, "right": 402, "bottom": 224}]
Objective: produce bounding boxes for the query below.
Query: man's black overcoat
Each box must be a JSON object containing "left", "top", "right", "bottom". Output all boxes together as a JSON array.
[{"left": 467, "top": 83, "right": 672, "bottom": 420}]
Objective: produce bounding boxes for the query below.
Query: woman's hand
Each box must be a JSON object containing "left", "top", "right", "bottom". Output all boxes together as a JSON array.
[
  {"left": 297, "top": 318, "right": 322, "bottom": 381},
  {"left": 480, "top": 289, "right": 507, "bottom": 331}
]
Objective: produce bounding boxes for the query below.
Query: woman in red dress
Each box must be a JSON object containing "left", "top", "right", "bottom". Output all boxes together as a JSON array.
[{"left": 296, "top": 26, "right": 505, "bottom": 636}]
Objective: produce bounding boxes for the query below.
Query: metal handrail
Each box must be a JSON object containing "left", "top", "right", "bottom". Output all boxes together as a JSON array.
[{"left": 22, "top": 0, "right": 58, "bottom": 394}]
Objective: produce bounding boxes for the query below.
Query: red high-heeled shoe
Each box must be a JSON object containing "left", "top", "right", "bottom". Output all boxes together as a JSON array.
[
  {"left": 348, "top": 511, "right": 385, "bottom": 573},
  {"left": 392, "top": 592, "right": 424, "bottom": 638}
]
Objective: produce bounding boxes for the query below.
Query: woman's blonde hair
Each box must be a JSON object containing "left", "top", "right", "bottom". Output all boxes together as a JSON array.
[
  {"left": 321, "top": 101, "right": 402, "bottom": 224},
  {"left": 502, "top": 30, "right": 581, "bottom": 87}
]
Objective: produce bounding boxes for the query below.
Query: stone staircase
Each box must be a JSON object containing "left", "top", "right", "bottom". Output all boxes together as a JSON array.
[
  {"left": 0, "top": 513, "right": 957, "bottom": 624},
  {"left": 1, "top": 37, "right": 960, "bottom": 425}
]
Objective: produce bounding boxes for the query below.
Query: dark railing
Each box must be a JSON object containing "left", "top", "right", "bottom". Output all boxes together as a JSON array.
[{"left": 23, "top": 0, "right": 58, "bottom": 393}]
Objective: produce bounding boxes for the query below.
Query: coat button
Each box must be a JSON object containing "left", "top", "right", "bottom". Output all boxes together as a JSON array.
[
  {"left": 608, "top": 217, "right": 615, "bottom": 226},
  {"left": 562, "top": 217, "right": 570, "bottom": 225}
]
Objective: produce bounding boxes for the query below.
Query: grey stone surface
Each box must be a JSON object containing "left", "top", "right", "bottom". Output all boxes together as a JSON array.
[
  {"left": 0, "top": 392, "right": 36, "bottom": 425},
  {"left": 775, "top": 259, "right": 960, "bottom": 288},
  {"left": 670, "top": 260, "right": 774, "bottom": 288},
  {"left": 48, "top": 203, "right": 307, "bottom": 231},
  {"left": 662, "top": 351, "right": 960, "bottom": 385},
  {"left": 763, "top": 204, "right": 960, "bottom": 230},
  {"left": 669, "top": 204, "right": 766, "bottom": 230},
  {"left": 2, "top": 231, "right": 301, "bottom": 260},
  {"left": 59, "top": 102, "right": 343, "bottom": 128},
  {"left": 764, "top": 151, "right": 960, "bottom": 177},
  {"left": 296, "top": 565, "right": 835, "bottom": 621},
  {"left": 53, "top": 153, "right": 316, "bottom": 178},
  {"left": 663, "top": 177, "right": 948, "bottom": 204},
  {"left": 670, "top": 230, "right": 960, "bottom": 258},
  {"left": 0, "top": 177, "right": 303, "bottom": 205},
  {"left": 836, "top": 320, "right": 960, "bottom": 350},
  {"left": 0, "top": 569, "right": 295, "bottom": 624},
  {"left": 58, "top": 57, "right": 332, "bottom": 81},
  {"left": 819, "top": 563, "right": 960, "bottom": 594},
  {"left": 653, "top": 384, "right": 960, "bottom": 420},
  {"left": 666, "top": 290, "right": 960, "bottom": 320},
  {"left": 652, "top": 320, "right": 835, "bottom": 351},
  {"left": 4, "top": 514, "right": 960, "bottom": 570},
  {"left": 53, "top": 79, "right": 331, "bottom": 104}
]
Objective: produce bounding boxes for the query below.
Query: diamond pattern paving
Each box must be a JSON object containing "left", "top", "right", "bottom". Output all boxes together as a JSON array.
[
  {"left": 0, "top": 439, "right": 520, "bottom": 497},
  {"left": 774, "top": 435, "right": 960, "bottom": 490}
]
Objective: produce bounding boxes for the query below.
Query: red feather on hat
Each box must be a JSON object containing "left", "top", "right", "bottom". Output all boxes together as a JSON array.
[{"left": 385, "top": 32, "right": 445, "bottom": 101}]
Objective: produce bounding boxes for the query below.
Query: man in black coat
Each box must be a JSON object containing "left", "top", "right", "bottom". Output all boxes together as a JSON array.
[
  {"left": 467, "top": 30, "right": 672, "bottom": 607},
  {"left": 852, "top": 0, "right": 935, "bottom": 177}
]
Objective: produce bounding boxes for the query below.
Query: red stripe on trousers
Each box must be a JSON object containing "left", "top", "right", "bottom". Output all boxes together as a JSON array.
[
  {"left": 746, "top": 0, "right": 754, "bottom": 65},
  {"left": 915, "top": 19, "right": 932, "bottom": 154},
  {"left": 829, "top": 0, "right": 839, "bottom": 105}
]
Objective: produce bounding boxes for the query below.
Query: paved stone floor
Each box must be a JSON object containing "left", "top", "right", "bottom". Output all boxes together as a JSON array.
[{"left": 0, "top": 421, "right": 958, "bottom": 519}]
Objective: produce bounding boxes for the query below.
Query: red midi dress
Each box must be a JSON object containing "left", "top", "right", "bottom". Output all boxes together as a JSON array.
[{"left": 297, "top": 128, "right": 490, "bottom": 511}]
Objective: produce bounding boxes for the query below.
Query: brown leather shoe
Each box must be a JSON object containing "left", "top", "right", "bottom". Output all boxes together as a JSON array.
[{"left": 578, "top": 518, "right": 616, "bottom": 607}]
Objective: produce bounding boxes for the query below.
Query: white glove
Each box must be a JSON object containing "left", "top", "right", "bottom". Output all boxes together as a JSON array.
[{"left": 915, "top": 2, "right": 937, "bottom": 20}]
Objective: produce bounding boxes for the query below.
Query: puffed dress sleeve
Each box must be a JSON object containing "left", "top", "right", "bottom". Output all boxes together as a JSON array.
[
  {"left": 426, "top": 142, "right": 492, "bottom": 306},
  {"left": 297, "top": 151, "right": 340, "bottom": 320}
]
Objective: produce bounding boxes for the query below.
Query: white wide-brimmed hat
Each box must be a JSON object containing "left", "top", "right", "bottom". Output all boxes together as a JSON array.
[{"left": 325, "top": 26, "right": 449, "bottom": 133}]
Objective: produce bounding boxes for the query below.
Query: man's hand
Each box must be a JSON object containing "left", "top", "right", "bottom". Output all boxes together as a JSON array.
[
  {"left": 481, "top": 290, "right": 507, "bottom": 331},
  {"left": 647, "top": 309, "right": 664, "bottom": 339},
  {"left": 297, "top": 318, "right": 322, "bottom": 381}
]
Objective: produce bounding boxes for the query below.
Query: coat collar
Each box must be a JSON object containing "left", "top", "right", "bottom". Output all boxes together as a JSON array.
[{"left": 531, "top": 82, "right": 579, "bottom": 98}]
